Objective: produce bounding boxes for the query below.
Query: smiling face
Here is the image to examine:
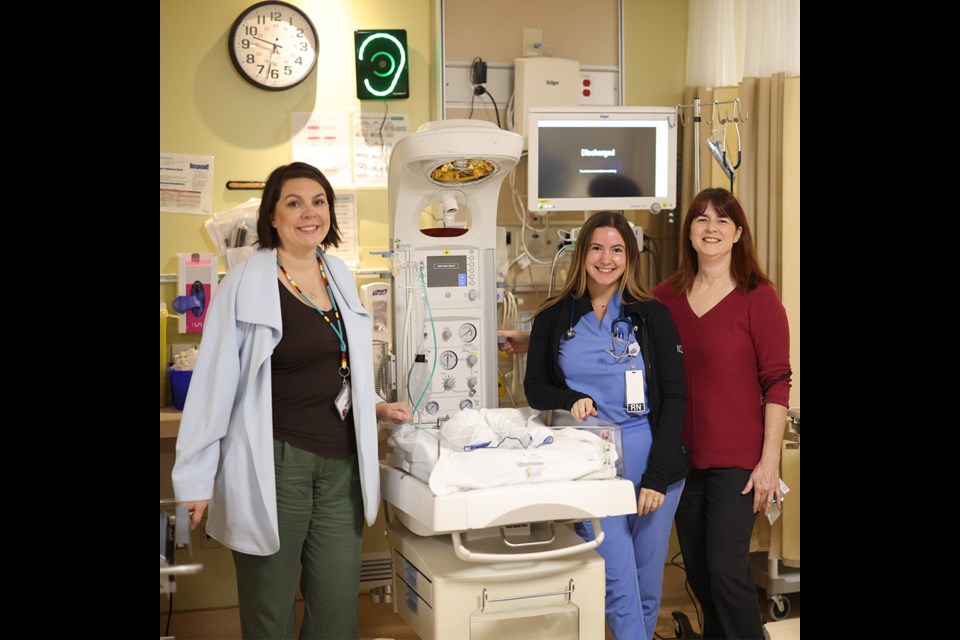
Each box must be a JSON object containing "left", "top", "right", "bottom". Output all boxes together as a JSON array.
[
  {"left": 271, "top": 177, "right": 330, "bottom": 256},
  {"left": 584, "top": 226, "right": 627, "bottom": 290},
  {"left": 689, "top": 203, "right": 742, "bottom": 260}
]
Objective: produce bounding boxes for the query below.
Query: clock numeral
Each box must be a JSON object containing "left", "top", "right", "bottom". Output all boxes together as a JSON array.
[
  {"left": 296, "top": 28, "right": 304, "bottom": 38},
  {"left": 270, "top": 69, "right": 280, "bottom": 79},
  {"left": 295, "top": 57, "right": 303, "bottom": 65},
  {"left": 241, "top": 39, "right": 250, "bottom": 50},
  {"left": 270, "top": 10, "right": 281, "bottom": 21},
  {"left": 257, "top": 64, "right": 265, "bottom": 75},
  {"left": 244, "top": 25, "right": 258, "bottom": 36},
  {"left": 299, "top": 42, "right": 308, "bottom": 52},
  {"left": 246, "top": 54, "right": 256, "bottom": 64},
  {"left": 284, "top": 66, "right": 292, "bottom": 76},
  {"left": 256, "top": 14, "right": 266, "bottom": 25}
]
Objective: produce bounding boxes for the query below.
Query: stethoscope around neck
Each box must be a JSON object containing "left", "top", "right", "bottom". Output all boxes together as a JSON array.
[{"left": 564, "top": 300, "right": 633, "bottom": 344}]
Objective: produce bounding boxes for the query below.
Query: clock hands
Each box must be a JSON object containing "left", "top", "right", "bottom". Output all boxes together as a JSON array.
[
  {"left": 265, "top": 48, "right": 277, "bottom": 76},
  {"left": 249, "top": 36, "right": 283, "bottom": 77},
  {"left": 251, "top": 36, "right": 283, "bottom": 50}
]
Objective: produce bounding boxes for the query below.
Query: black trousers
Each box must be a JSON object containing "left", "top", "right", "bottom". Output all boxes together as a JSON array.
[{"left": 675, "top": 467, "right": 765, "bottom": 640}]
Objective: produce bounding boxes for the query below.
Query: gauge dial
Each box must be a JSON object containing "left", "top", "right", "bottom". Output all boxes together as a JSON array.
[
  {"left": 459, "top": 399, "right": 473, "bottom": 410},
  {"left": 439, "top": 351, "right": 458, "bottom": 370},
  {"left": 458, "top": 323, "right": 477, "bottom": 343},
  {"left": 425, "top": 401, "right": 440, "bottom": 415}
]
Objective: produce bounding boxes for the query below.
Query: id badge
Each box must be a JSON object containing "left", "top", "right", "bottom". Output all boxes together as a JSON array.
[
  {"left": 334, "top": 381, "right": 352, "bottom": 421},
  {"left": 625, "top": 369, "right": 646, "bottom": 413}
]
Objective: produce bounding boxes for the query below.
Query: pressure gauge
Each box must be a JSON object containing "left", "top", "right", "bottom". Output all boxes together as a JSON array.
[
  {"left": 458, "top": 323, "right": 477, "bottom": 343},
  {"left": 439, "top": 350, "right": 458, "bottom": 370},
  {"left": 425, "top": 401, "right": 440, "bottom": 415},
  {"left": 459, "top": 399, "right": 473, "bottom": 410}
]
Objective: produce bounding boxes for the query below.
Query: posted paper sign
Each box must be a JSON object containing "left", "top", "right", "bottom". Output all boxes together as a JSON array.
[{"left": 160, "top": 153, "right": 214, "bottom": 214}]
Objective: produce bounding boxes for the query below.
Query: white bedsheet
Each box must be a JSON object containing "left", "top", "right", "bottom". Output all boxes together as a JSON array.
[{"left": 386, "top": 408, "right": 619, "bottom": 495}]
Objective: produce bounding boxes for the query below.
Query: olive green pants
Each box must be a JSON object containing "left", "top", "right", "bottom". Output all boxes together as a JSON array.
[{"left": 232, "top": 441, "right": 363, "bottom": 639}]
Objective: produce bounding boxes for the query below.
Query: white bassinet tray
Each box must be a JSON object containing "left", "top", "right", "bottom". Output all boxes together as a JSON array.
[{"left": 381, "top": 464, "right": 637, "bottom": 537}]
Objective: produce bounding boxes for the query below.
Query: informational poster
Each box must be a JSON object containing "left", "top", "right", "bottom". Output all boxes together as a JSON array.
[
  {"left": 160, "top": 152, "right": 214, "bottom": 214},
  {"left": 291, "top": 112, "right": 352, "bottom": 185},
  {"left": 326, "top": 191, "right": 359, "bottom": 266},
  {"left": 353, "top": 111, "right": 409, "bottom": 187}
]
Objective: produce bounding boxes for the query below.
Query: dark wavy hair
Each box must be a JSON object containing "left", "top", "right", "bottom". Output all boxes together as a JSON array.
[
  {"left": 667, "top": 188, "right": 770, "bottom": 295},
  {"left": 256, "top": 162, "right": 341, "bottom": 250},
  {"left": 538, "top": 211, "right": 652, "bottom": 315}
]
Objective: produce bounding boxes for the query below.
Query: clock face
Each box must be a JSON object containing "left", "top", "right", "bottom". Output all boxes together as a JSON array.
[{"left": 228, "top": 1, "right": 318, "bottom": 90}]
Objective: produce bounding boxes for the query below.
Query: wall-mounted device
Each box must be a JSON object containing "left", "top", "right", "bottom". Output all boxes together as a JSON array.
[
  {"left": 355, "top": 29, "right": 409, "bottom": 100},
  {"left": 361, "top": 282, "right": 392, "bottom": 349},
  {"left": 527, "top": 106, "right": 678, "bottom": 212},
  {"left": 173, "top": 253, "right": 218, "bottom": 333},
  {"left": 514, "top": 57, "right": 580, "bottom": 140}
]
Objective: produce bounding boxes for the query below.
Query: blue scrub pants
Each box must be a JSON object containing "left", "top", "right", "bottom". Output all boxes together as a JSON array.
[{"left": 576, "top": 424, "right": 685, "bottom": 640}]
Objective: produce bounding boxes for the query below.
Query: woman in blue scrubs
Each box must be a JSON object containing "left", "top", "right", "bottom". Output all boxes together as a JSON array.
[{"left": 524, "top": 211, "right": 688, "bottom": 640}]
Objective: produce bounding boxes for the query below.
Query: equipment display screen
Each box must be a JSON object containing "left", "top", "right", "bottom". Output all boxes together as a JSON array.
[{"left": 426, "top": 256, "right": 467, "bottom": 287}]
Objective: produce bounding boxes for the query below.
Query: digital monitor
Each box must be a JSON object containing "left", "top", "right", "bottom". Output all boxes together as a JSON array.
[
  {"left": 527, "top": 106, "right": 678, "bottom": 212},
  {"left": 426, "top": 255, "right": 467, "bottom": 287}
]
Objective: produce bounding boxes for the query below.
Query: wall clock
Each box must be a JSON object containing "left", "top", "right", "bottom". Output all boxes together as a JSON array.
[{"left": 229, "top": 1, "right": 318, "bottom": 90}]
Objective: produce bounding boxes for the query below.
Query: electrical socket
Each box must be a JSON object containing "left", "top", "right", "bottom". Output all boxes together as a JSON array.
[{"left": 522, "top": 27, "right": 542, "bottom": 57}]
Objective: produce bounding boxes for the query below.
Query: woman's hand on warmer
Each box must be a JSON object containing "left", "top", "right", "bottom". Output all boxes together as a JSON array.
[
  {"left": 377, "top": 401, "right": 413, "bottom": 425},
  {"left": 179, "top": 501, "right": 208, "bottom": 530},
  {"left": 570, "top": 397, "right": 597, "bottom": 422},
  {"left": 497, "top": 329, "right": 531, "bottom": 355}
]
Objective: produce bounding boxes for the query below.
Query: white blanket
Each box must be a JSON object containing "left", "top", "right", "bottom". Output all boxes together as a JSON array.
[{"left": 387, "top": 409, "right": 619, "bottom": 495}]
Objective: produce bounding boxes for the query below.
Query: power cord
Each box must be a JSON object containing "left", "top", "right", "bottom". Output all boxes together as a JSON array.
[
  {"left": 476, "top": 86, "right": 502, "bottom": 128},
  {"left": 165, "top": 593, "right": 173, "bottom": 636},
  {"left": 468, "top": 56, "right": 501, "bottom": 128},
  {"left": 377, "top": 99, "right": 389, "bottom": 157}
]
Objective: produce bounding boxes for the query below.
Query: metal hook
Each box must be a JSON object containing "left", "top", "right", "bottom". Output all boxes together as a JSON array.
[
  {"left": 676, "top": 105, "right": 687, "bottom": 127},
  {"left": 720, "top": 105, "right": 734, "bottom": 125},
  {"left": 707, "top": 100, "right": 720, "bottom": 126},
  {"left": 733, "top": 97, "right": 749, "bottom": 123}
]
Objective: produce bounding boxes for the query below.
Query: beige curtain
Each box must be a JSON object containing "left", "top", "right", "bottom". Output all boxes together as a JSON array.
[{"left": 678, "top": 73, "right": 790, "bottom": 291}]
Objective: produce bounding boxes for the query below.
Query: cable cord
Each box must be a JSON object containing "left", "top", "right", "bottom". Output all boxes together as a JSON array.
[
  {"left": 644, "top": 235, "right": 662, "bottom": 284},
  {"left": 165, "top": 593, "right": 173, "bottom": 636},
  {"left": 670, "top": 551, "right": 704, "bottom": 635},
  {"left": 409, "top": 263, "right": 438, "bottom": 417},
  {"left": 532, "top": 41, "right": 577, "bottom": 60},
  {"left": 481, "top": 87, "right": 501, "bottom": 128},
  {"left": 507, "top": 167, "right": 553, "bottom": 266},
  {"left": 378, "top": 100, "right": 389, "bottom": 156}
]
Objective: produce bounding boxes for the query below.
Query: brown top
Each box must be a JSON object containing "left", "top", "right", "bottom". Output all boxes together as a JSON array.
[{"left": 271, "top": 281, "right": 355, "bottom": 457}]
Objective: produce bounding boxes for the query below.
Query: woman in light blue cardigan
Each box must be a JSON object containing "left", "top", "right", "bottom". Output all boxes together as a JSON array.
[{"left": 173, "top": 162, "right": 410, "bottom": 639}]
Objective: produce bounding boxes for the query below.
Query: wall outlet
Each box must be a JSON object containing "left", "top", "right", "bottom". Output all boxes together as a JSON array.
[{"left": 522, "top": 27, "right": 542, "bottom": 57}]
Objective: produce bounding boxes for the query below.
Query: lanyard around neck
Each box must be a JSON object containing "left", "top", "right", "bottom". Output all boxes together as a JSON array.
[{"left": 276, "top": 255, "right": 349, "bottom": 378}]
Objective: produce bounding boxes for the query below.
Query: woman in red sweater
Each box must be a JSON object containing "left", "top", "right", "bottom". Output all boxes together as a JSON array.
[{"left": 654, "top": 188, "right": 791, "bottom": 639}]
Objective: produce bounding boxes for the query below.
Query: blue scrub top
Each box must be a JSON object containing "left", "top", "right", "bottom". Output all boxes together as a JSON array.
[{"left": 558, "top": 294, "right": 650, "bottom": 427}]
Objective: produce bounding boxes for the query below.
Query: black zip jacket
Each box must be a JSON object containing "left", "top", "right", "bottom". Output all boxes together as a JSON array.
[{"left": 524, "top": 294, "right": 690, "bottom": 493}]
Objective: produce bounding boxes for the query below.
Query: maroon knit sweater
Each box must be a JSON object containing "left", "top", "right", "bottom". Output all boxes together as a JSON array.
[{"left": 653, "top": 282, "right": 791, "bottom": 470}]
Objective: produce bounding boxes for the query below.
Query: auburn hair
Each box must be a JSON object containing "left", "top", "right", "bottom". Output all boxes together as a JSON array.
[{"left": 667, "top": 188, "right": 770, "bottom": 295}]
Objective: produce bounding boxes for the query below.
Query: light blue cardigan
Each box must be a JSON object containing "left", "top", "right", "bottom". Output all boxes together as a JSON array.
[{"left": 172, "top": 248, "right": 383, "bottom": 555}]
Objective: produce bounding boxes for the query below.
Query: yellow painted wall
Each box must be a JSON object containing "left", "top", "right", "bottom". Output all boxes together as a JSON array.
[{"left": 623, "top": 0, "right": 688, "bottom": 107}]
